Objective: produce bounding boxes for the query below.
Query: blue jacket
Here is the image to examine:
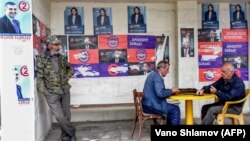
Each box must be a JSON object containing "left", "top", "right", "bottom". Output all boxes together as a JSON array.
[
  {"left": 203, "top": 73, "right": 245, "bottom": 107},
  {"left": 142, "top": 70, "right": 172, "bottom": 114}
]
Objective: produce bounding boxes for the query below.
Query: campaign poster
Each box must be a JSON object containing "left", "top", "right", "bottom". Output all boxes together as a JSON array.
[
  {"left": 222, "top": 29, "right": 248, "bottom": 42},
  {"left": 222, "top": 42, "right": 248, "bottom": 56},
  {"left": 230, "top": 3, "right": 248, "bottom": 29},
  {"left": 198, "top": 42, "right": 222, "bottom": 68},
  {"left": 128, "top": 35, "right": 155, "bottom": 49},
  {"left": 64, "top": 6, "right": 84, "bottom": 34},
  {"left": 199, "top": 68, "right": 221, "bottom": 82},
  {"left": 0, "top": 0, "right": 32, "bottom": 35},
  {"left": 127, "top": 49, "right": 155, "bottom": 63},
  {"left": 93, "top": 7, "right": 113, "bottom": 35},
  {"left": 99, "top": 63, "right": 128, "bottom": 77},
  {"left": 13, "top": 65, "right": 30, "bottom": 102},
  {"left": 128, "top": 6, "right": 146, "bottom": 33},
  {"left": 223, "top": 55, "right": 248, "bottom": 80},
  {"left": 155, "top": 35, "right": 169, "bottom": 64},
  {"left": 99, "top": 49, "right": 127, "bottom": 63},
  {"left": 198, "top": 29, "right": 221, "bottom": 42},
  {"left": 202, "top": 3, "right": 219, "bottom": 29},
  {"left": 69, "top": 49, "right": 99, "bottom": 64},
  {"left": 69, "top": 35, "right": 98, "bottom": 50},
  {"left": 55, "top": 35, "right": 68, "bottom": 58},
  {"left": 71, "top": 64, "right": 100, "bottom": 78},
  {"left": 180, "top": 28, "right": 194, "bottom": 57},
  {"left": 128, "top": 62, "right": 155, "bottom": 76},
  {"left": 99, "top": 35, "right": 127, "bottom": 49}
]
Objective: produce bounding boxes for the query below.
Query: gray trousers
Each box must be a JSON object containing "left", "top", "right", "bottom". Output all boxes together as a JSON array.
[
  {"left": 44, "top": 91, "right": 76, "bottom": 137},
  {"left": 201, "top": 102, "right": 242, "bottom": 125}
]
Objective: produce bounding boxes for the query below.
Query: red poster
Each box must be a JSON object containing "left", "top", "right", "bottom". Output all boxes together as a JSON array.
[
  {"left": 198, "top": 42, "right": 222, "bottom": 56},
  {"left": 99, "top": 35, "right": 127, "bottom": 49},
  {"left": 39, "top": 21, "right": 47, "bottom": 39},
  {"left": 69, "top": 49, "right": 99, "bottom": 64},
  {"left": 199, "top": 68, "right": 221, "bottom": 82},
  {"left": 127, "top": 49, "right": 155, "bottom": 63},
  {"left": 222, "top": 29, "right": 248, "bottom": 42}
]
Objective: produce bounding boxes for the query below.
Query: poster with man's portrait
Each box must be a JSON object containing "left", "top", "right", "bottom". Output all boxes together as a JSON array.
[
  {"left": 99, "top": 49, "right": 127, "bottom": 63},
  {"left": 198, "top": 29, "right": 221, "bottom": 42},
  {"left": 13, "top": 65, "right": 31, "bottom": 102},
  {"left": 68, "top": 35, "right": 98, "bottom": 50},
  {"left": 180, "top": 28, "right": 194, "bottom": 57},
  {"left": 230, "top": 3, "right": 248, "bottom": 29},
  {"left": 55, "top": 35, "right": 68, "bottom": 58},
  {"left": 0, "top": 0, "right": 32, "bottom": 35},
  {"left": 202, "top": 3, "right": 219, "bottom": 29},
  {"left": 93, "top": 7, "right": 113, "bottom": 35},
  {"left": 128, "top": 6, "right": 146, "bottom": 33},
  {"left": 64, "top": 6, "right": 84, "bottom": 34}
]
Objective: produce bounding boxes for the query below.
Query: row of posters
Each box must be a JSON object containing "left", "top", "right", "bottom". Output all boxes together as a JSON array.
[
  {"left": 64, "top": 6, "right": 147, "bottom": 34},
  {"left": 198, "top": 29, "right": 248, "bottom": 82},
  {"left": 52, "top": 35, "right": 169, "bottom": 78},
  {"left": 0, "top": 0, "right": 35, "bottom": 140},
  {"left": 202, "top": 3, "right": 248, "bottom": 29}
]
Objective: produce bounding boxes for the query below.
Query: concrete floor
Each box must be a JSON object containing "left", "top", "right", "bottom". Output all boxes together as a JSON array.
[{"left": 44, "top": 113, "right": 250, "bottom": 141}]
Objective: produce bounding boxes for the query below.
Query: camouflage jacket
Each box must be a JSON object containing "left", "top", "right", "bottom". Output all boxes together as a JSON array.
[{"left": 37, "top": 50, "right": 74, "bottom": 94}]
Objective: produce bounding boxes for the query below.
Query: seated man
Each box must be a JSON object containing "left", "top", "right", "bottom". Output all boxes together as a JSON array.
[
  {"left": 142, "top": 60, "right": 180, "bottom": 125},
  {"left": 196, "top": 62, "right": 245, "bottom": 125}
]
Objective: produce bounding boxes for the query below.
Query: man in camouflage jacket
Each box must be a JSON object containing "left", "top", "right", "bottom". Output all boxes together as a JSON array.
[{"left": 37, "top": 35, "right": 76, "bottom": 141}]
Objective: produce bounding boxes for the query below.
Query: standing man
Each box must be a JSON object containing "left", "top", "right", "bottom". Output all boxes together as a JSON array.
[
  {"left": 37, "top": 36, "right": 76, "bottom": 141},
  {"left": 0, "top": 2, "right": 21, "bottom": 33},
  {"left": 197, "top": 62, "right": 245, "bottom": 125},
  {"left": 142, "top": 61, "right": 180, "bottom": 125}
]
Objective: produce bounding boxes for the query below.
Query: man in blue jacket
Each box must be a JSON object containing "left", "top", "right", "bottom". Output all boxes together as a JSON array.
[
  {"left": 142, "top": 60, "right": 180, "bottom": 125},
  {"left": 197, "top": 62, "right": 245, "bottom": 125}
]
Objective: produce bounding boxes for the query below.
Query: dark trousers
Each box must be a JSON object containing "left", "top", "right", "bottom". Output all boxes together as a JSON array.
[
  {"left": 201, "top": 102, "right": 242, "bottom": 125},
  {"left": 44, "top": 91, "right": 76, "bottom": 137},
  {"left": 143, "top": 103, "right": 180, "bottom": 125}
]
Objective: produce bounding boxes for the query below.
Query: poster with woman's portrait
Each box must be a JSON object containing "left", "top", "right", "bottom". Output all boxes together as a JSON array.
[
  {"left": 180, "top": 28, "right": 194, "bottom": 57},
  {"left": 64, "top": 6, "right": 84, "bottom": 34},
  {"left": 230, "top": 3, "right": 248, "bottom": 29},
  {"left": 202, "top": 3, "right": 219, "bottom": 29},
  {"left": 128, "top": 6, "right": 146, "bottom": 33},
  {"left": 93, "top": 7, "right": 113, "bottom": 35}
]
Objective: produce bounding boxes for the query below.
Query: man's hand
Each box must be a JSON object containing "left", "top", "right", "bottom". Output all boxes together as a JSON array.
[
  {"left": 210, "top": 85, "right": 217, "bottom": 94},
  {"left": 171, "top": 87, "right": 180, "bottom": 94},
  {"left": 196, "top": 89, "right": 204, "bottom": 95}
]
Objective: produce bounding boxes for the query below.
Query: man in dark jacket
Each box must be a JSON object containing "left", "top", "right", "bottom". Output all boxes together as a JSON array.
[
  {"left": 37, "top": 35, "right": 76, "bottom": 141},
  {"left": 197, "top": 62, "right": 245, "bottom": 125},
  {"left": 142, "top": 61, "right": 180, "bottom": 125}
]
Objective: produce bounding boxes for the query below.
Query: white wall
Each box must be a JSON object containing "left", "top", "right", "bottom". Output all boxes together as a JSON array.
[
  {"left": 32, "top": 0, "right": 52, "bottom": 141},
  {"left": 49, "top": 1, "right": 250, "bottom": 119},
  {"left": 50, "top": 2, "right": 177, "bottom": 105}
]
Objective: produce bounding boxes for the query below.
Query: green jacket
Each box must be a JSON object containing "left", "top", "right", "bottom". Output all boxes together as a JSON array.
[{"left": 37, "top": 50, "right": 74, "bottom": 94}]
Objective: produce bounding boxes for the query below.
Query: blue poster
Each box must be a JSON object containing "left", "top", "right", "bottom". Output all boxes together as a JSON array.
[
  {"left": 202, "top": 3, "right": 219, "bottom": 29},
  {"left": 13, "top": 65, "right": 31, "bottom": 102},
  {"left": 223, "top": 42, "right": 248, "bottom": 55},
  {"left": 230, "top": 3, "right": 248, "bottom": 29},
  {"left": 64, "top": 6, "right": 84, "bottom": 34},
  {"left": 128, "top": 6, "right": 147, "bottom": 33},
  {"left": 0, "top": 0, "right": 32, "bottom": 36},
  {"left": 93, "top": 7, "right": 113, "bottom": 35},
  {"left": 71, "top": 64, "right": 100, "bottom": 78}
]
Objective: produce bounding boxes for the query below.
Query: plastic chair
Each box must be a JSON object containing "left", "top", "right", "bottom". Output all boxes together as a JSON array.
[
  {"left": 130, "top": 89, "right": 163, "bottom": 141},
  {"left": 217, "top": 89, "right": 250, "bottom": 125}
]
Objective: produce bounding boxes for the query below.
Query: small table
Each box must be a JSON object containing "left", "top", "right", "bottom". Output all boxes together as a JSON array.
[{"left": 168, "top": 93, "right": 216, "bottom": 125}]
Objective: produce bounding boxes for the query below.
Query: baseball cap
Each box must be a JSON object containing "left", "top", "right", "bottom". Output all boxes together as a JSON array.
[{"left": 47, "top": 35, "right": 61, "bottom": 44}]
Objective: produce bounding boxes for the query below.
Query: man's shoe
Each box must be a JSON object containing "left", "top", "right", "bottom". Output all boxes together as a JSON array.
[
  {"left": 60, "top": 132, "right": 70, "bottom": 141},
  {"left": 70, "top": 135, "right": 77, "bottom": 141}
]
